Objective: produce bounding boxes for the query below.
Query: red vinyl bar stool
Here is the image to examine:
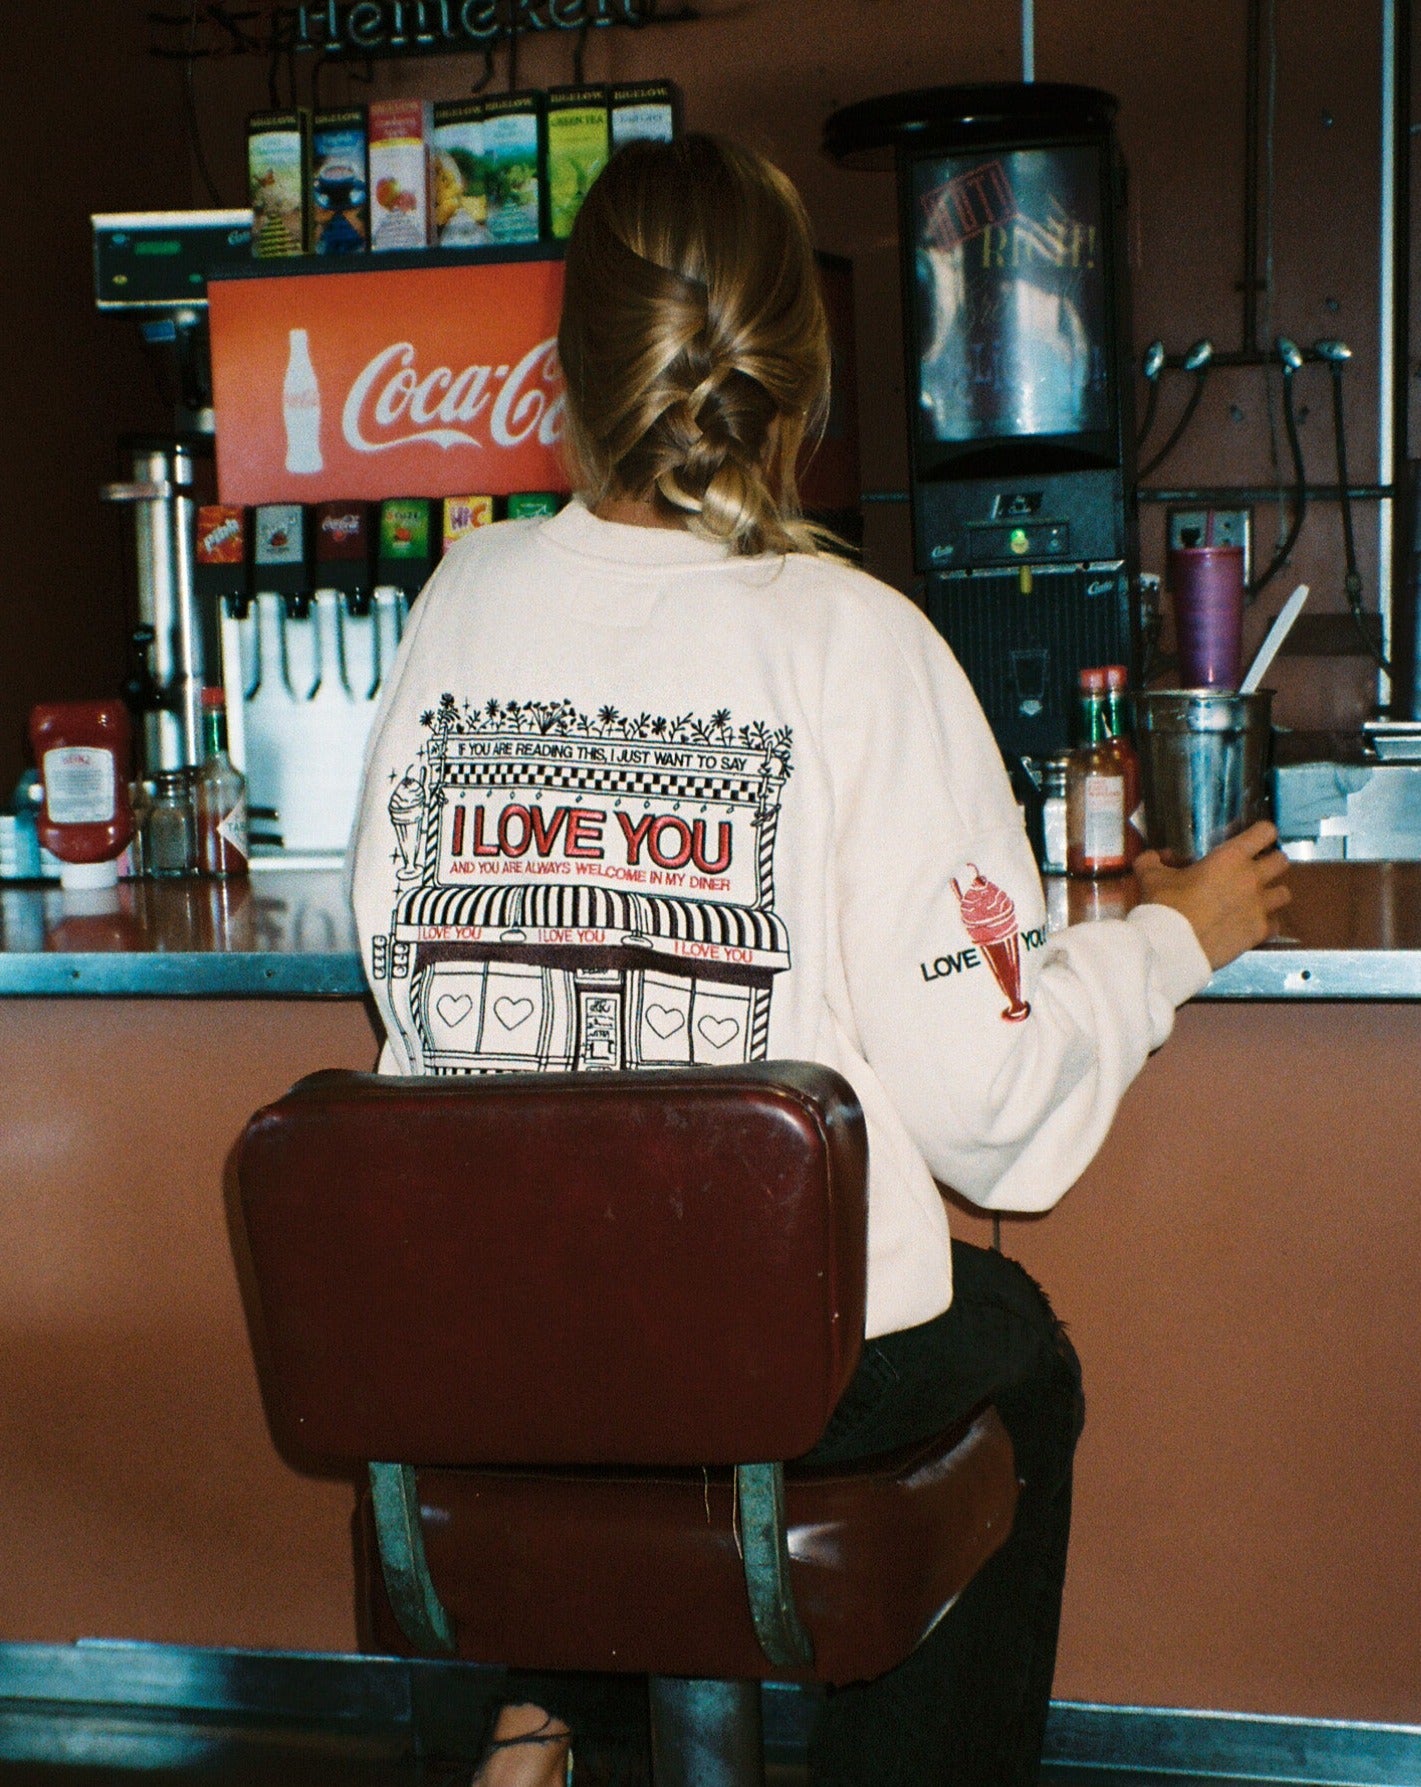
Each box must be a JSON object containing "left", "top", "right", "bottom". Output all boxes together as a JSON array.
[{"left": 235, "top": 1062, "right": 1019, "bottom": 1787}]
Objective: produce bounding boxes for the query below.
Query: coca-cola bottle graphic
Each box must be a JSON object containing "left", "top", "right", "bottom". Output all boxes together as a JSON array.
[{"left": 283, "top": 327, "right": 323, "bottom": 474}]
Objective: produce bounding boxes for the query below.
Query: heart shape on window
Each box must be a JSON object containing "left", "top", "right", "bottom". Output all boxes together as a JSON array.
[
  {"left": 644, "top": 1004, "right": 685, "bottom": 1039},
  {"left": 435, "top": 994, "right": 473, "bottom": 1028},
  {"left": 493, "top": 996, "right": 535, "bottom": 1030},
  {"left": 696, "top": 1014, "right": 740, "bottom": 1049}
]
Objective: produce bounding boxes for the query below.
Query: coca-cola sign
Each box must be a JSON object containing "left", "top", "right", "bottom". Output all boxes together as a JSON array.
[
  {"left": 341, "top": 337, "right": 564, "bottom": 455},
  {"left": 208, "top": 257, "right": 569, "bottom": 504}
]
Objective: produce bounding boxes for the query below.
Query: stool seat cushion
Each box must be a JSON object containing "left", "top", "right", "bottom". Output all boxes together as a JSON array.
[
  {"left": 358, "top": 1405, "right": 1017, "bottom": 1687},
  {"left": 239, "top": 1062, "right": 868, "bottom": 1469}
]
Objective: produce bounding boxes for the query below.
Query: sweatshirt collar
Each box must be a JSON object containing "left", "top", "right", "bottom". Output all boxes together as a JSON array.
[{"left": 539, "top": 497, "right": 738, "bottom": 570}]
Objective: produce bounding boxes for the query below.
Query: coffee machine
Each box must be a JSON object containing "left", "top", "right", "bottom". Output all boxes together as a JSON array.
[
  {"left": 95, "top": 211, "right": 408, "bottom": 859},
  {"left": 94, "top": 213, "right": 251, "bottom": 780}
]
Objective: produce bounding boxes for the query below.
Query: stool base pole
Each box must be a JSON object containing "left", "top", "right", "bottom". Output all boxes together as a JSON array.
[{"left": 647, "top": 1677, "right": 765, "bottom": 1787}]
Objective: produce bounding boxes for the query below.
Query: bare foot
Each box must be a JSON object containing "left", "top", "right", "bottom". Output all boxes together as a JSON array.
[{"left": 472, "top": 1702, "right": 571, "bottom": 1787}]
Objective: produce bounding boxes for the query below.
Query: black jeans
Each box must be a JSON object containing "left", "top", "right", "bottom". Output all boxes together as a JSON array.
[
  {"left": 500, "top": 1241, "right": 1083, "bottom": 1787},
  {"left": 803, "top": 1240, "right": 1086, "bottom": 1787}
]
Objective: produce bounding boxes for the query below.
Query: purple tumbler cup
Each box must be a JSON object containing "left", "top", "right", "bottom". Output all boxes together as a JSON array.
[{"left": 1167, "top": 545, "right": 1245, "bottom": 689}]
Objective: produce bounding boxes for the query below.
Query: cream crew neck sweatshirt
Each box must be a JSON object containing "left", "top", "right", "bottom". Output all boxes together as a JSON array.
[{"left": 350, "top": 501, "right": 1211, "bottom": 1339}]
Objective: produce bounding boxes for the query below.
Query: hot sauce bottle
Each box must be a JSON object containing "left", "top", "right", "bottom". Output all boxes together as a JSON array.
[
  {"left": 1066, "top": 668, "right": 1129, "bottom": 878},
  {"left": 28, "top": 699, "right": 134, "bottom": 890},
  {"left": 195, "top": 688, "right": 249, "bottom": 877},
  {"left": 1102, "top": 663, "right": 1143, "bottom": 861}
]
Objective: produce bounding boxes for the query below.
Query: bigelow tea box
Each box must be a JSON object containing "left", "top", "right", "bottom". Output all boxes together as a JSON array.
[
  {"left": 369, "top": 98, "right": 432, "bottom": 250},
  {"left": 545, "top": 86, "right": 609, "bottom": 240},
  {"left": 482, "top": 91, "right": 544, "bottom": 245},
  {"left": 248, "top": 110, "right": 309, "bottom": 257},
  {"left": 432, "top": 99, "right": 488, "bottom": 246},
  {"left": 610, "top": 80, "right": 679, "bottom": 148},
  {"left": 309, "top": 106, "right": 368, "bottom": 254}
]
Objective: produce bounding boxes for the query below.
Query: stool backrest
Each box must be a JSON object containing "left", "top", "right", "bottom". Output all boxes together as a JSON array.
[{"left": 236, "top": 1061, "right": 868, "bottom": 1469}]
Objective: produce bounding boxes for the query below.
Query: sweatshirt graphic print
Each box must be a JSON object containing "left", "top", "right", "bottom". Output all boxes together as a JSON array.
[
  {"left": 369, "top": 694, "right": 793, "bottom": 1074},
  {"left": 351, "top": 503, "right": 1212, "bottom": 1336}
]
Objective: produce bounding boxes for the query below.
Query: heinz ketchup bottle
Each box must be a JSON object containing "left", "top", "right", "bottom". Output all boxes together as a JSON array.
[{"left": 28, "top": 700, "right": 134, "bottom": 890}]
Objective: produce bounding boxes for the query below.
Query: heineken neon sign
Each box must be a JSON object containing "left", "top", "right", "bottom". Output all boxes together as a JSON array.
[{"left": 154, "top": 1, "right": 696, "bottom": 63}]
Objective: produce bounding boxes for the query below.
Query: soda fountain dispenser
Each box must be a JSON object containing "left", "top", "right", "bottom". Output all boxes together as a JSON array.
[{"left": 222, "top": 500, "right": 409, "bottom": 856}]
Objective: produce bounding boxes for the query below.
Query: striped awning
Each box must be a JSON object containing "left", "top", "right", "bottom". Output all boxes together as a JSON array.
[{"left": 393, "top": 879, "right": 789, "bottom": 961}]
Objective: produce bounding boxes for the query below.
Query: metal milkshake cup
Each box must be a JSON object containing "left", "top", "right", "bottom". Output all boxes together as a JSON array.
[{"left": 1133, "top": 689, "right": 1273, "bottom": 863}]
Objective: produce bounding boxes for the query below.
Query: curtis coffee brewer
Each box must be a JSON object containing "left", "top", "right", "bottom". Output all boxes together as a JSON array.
[{"left": 824, "top": 85, "right": 1139, "bottom": 803}]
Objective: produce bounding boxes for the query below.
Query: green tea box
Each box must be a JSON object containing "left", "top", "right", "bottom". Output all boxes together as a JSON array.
[
  {"left": 610, "top": 80, "right": 679, "bottom": 149},
  {"left": 432, "top": 99, "right": 489, "bottom": 247},
  {"left": 248, "top": 110, "right": 309, "bottom": 257},
  {"left": 483, "top": 91, "right": 545, "bottom": 246},
  {"left": 546, "top": 86, "right": 610, "bottom": 240}
]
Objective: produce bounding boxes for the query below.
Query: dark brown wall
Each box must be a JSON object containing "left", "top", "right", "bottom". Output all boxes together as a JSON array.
[
  {"left": 0, "top": 0, "right": 1402, "bottom": 797},
  {"left": 0, "top": 8, "right": 193, "bottom": 790}
]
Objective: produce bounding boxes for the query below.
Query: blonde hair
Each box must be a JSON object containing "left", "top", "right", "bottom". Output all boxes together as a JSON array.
[{"left": 557, "top": 134, "right": 832, "bottom": 557}]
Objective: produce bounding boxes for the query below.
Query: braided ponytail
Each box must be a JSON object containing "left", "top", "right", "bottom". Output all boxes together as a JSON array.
[{"left": 557, "top": 135, "right": 832, "bottom": 557}]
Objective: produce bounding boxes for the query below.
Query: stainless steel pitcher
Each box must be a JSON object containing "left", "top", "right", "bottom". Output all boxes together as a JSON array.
[{"left": 1133, "top": 689, "right": 1274, "bottom": 862}]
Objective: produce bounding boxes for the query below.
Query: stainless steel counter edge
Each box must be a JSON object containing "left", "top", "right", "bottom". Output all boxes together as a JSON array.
[
  {"left": 1201, "top": 948, "right": 1421, "bottom": 1000},
  {"left": 0, "top": 953, "right": 369, "bottom": 998},
  {"left": 0, "top": 947, "right": 1415, "bottom": 999}
]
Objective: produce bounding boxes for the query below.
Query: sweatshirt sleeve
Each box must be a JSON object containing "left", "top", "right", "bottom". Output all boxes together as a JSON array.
[{"left": 825, "top": 586, "right": 1212, "bottom": 1213}]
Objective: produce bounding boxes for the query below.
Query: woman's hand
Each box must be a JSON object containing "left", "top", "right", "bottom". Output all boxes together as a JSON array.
[{"left": 1134, "top": 821, "right": 1292, "bottom": 970}]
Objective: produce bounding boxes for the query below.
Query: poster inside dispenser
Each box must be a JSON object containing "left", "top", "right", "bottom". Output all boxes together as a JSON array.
[{"left": 911, "top": 144, "right": 1111, "bottom": 454}]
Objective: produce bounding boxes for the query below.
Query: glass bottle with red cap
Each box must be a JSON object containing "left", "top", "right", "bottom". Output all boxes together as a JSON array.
[
  {"left": 1101, "top": 663, "right": 1143, "bottom": 860},
  {"left": 1066, "top": 668, "right": 1129, "bottom": 877},
  {"left": 195, "top": 688, "right": 249, "bottom": 877}
]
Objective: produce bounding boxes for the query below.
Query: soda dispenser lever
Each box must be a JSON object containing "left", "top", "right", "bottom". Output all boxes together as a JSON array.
[
  {"left": 378, "top": 499, "right": 435, "bottom": 606},
  {"left": 311, "top": 499, "right": 375, "bottom": 672}
]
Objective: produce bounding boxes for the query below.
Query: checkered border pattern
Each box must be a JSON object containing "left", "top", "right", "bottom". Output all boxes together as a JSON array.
[{"left": 439, "top": 759, "right": 762, "bottom": 803}]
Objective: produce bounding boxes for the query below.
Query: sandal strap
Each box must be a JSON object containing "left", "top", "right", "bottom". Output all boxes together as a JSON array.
[{"left": 486, "top": 1729, "right": 570, "bottom": 1751}]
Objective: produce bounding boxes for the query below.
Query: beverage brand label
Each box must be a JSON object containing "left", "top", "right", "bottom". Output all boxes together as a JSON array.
[
  {"left": 443, "top": 494, "right": 494, "bottom": 547},
  {"left": 381, "top": 500, "right": 431, "bottom": 558},
  {"left": 315, "top": 502, "right": 369, "bottom": 560},
  {"left": 196, "top": 505, "right": 246, "bottom": 565},
  {"left": 254, "top": 504, "right": 305, "bottom": 565},
  {"left": 506, "top": 491, "right": 560, "bottom": 519},
  {"left": 209, "top": 258, "right": 568, "bottom": 503}
]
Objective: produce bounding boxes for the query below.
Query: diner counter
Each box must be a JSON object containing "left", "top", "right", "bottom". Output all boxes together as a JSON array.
[
  {"left": 4, "top": 858, "right": 1418, "bottom": 1724},
  {"left": 0, "top": 868, "right": 364, "bottom": 997},
  {"left": 3, "top": 860, "right": 1421, "bottom": 998}
]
